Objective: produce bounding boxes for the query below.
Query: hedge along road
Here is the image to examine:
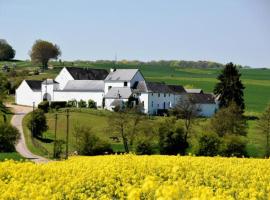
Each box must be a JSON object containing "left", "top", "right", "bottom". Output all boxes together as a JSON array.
[{"left": 8, "top": 104, "right": 48, "bottom": 163}]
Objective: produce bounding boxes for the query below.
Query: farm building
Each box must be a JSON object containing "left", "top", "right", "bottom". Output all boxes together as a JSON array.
[{"left": 15, "top": 67, "right": 218, "bottom": 116}]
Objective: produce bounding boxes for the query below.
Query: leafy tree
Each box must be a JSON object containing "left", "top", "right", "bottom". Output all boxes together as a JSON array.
[
  {"left": 0, "top": 73, "right": 9, "bottom": 100},
  {"left": 73, "top": 125, "right": 112, "bottom": 155},
  {"left": 219, "top": 135, "right": 247, "bottom": 157},
  {"left": 30, "top": 40, "right": 61, "bottom": 70},
  {"left": 38, "top": 101, "right": 49, "bottom": 113},
  {"left": 158, "top": 118, "right": 188, "bottom": 155},
  {"left": 170, "top": 95, "right": 200, "bottom": 143},
  {"left": 214, "top": 62, "right": 245, "bottom": 111},
  {"left": 27, "top": 109, "right": 48, "bottom": 138},
  {"left": 135, "top": 138, "right": 154, "bottom": 155},
  {"left": 78, "top": 99, "right": 87, "bottom": 108},
  {"left": 257, "top": 104, "right": 270, "bottom": 157},
  {"left": 210, "top": 102, "right": 247, "bottom": 137},
  {"left": 0, "top": 39, "right": 15, "bottom": 61},
  {"left": 196, "top": 132, "right": 220, "bottom": 156},
  {"left": 88, "top": 99, "right": 97, "bottom": 109},
  {"left": 0, "top": 123, "right": 20, "bottom": 152}
]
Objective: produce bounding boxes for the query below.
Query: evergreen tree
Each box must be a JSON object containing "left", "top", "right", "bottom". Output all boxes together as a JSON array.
[{"left": 214, "top": 62, "right": 245, "bottom": 111}]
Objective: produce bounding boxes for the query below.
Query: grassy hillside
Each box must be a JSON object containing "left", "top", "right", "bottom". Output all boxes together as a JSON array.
[{"left": 1, "top": 60, "right": 269, "bottom": 112}]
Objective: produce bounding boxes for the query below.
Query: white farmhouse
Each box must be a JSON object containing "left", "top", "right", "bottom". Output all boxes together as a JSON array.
[{"left": 15, "top": 67, "right": 218, "bottom": 116}]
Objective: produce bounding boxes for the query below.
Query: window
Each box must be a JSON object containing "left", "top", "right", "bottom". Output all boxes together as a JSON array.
[
  {"left": 157, "top": 103, "right": 159, "bottom": 108},
  {"left": 158, "top": 93, "right": 160, "bottom": 97},
  {"left": 124, "top": 82, "right": 127, "bottom": 87},
  {"left": 151, "top": 101, "right": 153, "bottom": 107}
]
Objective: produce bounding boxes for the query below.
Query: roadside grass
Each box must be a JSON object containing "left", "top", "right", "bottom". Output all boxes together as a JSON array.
[{"left": 0, "top": 152, "right": 24, "bottom": 161}]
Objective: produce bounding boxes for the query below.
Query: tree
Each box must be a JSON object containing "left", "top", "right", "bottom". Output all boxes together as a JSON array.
[
  {"left": 73, "top": 125, "right": 112, "bottom": 155},
  {"left": 30, "top": 40, "right": 61, "bottom": 70},
  {"left": 257, "top": 104, "right": 270, "bottom": 157},
  {"left": 170, "top": 95, "right": 200, "bottom": 143},
  {"left": 0, "top": 39, "right": 15, "bottom": 61},
  {"left": 219, "top": 135, "right": 247, "bottom": 157},
  {"left": 0, "top": 123, "right": 20, "bottom": 152},
  {"left": 210, "top": 102, "right": 247, "bottom": 137},
  {"left": 27, "top": 109, "right": 48, "bottom": 138},
  {"left": 214, "top": 62, "right": 245, "bottom": 111},
  {"left": 135, "top": 138, "right": 154, "bottom": 155},
  {"left": 158, "top": 118, "right": 188, "bottom": 155},
  {"left": 196, "top": 132, "right": 220, "bottom": 156}
]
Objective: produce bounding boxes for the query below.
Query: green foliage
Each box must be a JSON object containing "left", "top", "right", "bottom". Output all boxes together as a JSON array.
[
  {"left": 158, "top": 118, "right": 188, "bottom": 155},
  {"left": 257, "top": 104, "right": 270, "bottom": 157},
  {"left": 78, "top": 100, "right": 87, "bottom": 108},
  {"left": 0, "top": 39, "right": 15, "bottom": 61},
  {"left": 38, "top": 101, "right": 49, "bottom": 113},
  {"left": 210, "top": 102, "right": 247, "bottom": 137},
  {"left": 50, "top": 101, "right": 67, "bottom": 109},
  {"left": 214, "top": 62, "right": 245, "bottom": 111},
  {"left": 135, "top": 138, "right": 154, "bottom": 155},
  {"left": 27, "top": 109, "right": 48, "bottom": 138},
  {"left": 0, "top": 73, "right": 9, "bottom": 100},
  {"left": 219, "top": 135, "right": 247, "bottom": 157},
  {"left": 54, "top": 140, "right": 65, "bottom": 159},
  {"left": 88, "top": 99, "right": 97, "bottom": 109},
  {"left": 0, "top": 123, "right": 20, "bottom": 152},
  {"left": 73, "top": 125, "right": 112, "bottom": 155},
  {"left": 30, "top": 40, "right": 61, "bottom": 70},
  {"left": 67, "top": 99, "right": 77, "bottom": 107},
  {"left": 196, "top": 132, "right": 221, "bottom": 156}
]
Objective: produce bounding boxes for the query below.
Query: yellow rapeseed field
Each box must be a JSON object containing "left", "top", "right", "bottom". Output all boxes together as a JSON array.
[{"left": 0, "top": 155, "right": 270, "bottom": 200}]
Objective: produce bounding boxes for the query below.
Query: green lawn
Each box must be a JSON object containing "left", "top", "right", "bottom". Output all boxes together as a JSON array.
[{"left": 0, "top": 152, "right": 24, "bottom": 161}]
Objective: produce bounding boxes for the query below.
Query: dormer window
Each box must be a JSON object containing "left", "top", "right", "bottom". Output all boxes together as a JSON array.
[{"left": 124, "top": 82, "right": 127, "bottom": 87}]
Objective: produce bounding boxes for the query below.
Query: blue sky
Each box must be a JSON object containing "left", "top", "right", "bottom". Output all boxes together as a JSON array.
[{"left": 0, "top": 0, "right": 269, "bottom": 68}]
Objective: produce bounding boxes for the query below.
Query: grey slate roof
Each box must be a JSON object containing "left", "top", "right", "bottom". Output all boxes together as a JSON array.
[
  {"left": 63, "top": 80, "right": 104, "bottom": 91},
  {"left": 185, "top": 88, "right": 203, "bottom": 94},
  {"left": 42, "top": 79, "right": 58, "bottom": 84},
  {"left": 105, "top": 69, "right": 138, "bottom": 81},
  {"left": 25, "top": 80, "right": 42, "bottom": 91},
  {"left": 134, "top": 81, "right": 186, "bottom": 94},
  {"left": 65, "top": 67, "right": 108, "bottom": 80},
  {"left": 189, "top": 93, "right": 216, "bottom": 104},
  {"left": 105, "top": 87, "right": 132, "bottom": 99}
]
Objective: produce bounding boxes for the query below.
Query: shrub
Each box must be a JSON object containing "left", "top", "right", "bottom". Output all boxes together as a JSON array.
[
  {"left": 73, "top": 125, "right": 112, "bottom": 155},
  {"left": 27, "top": 109, "right": 48, "bottom": 138},
  {"left": 158, "top": 118, "right": 188, "bottom": 155},
  {"left": 220, "top": 135, "right": 247, "bottom": 157},
  {"left": 196, "top": 132, "right": 220, "bottom": 156},
  {"left": 78, "top": 100, "right": 87, "bottom": 108},
  {"left": 50, "top": 101, "right": 67, "bottom": 109},
  {"left": 54, "top": 140, "right": 65, "bottom": 159},
  {"left": 0, "top": 123, "right": 20, "bottom": 152},
  {"left": 135, "top": 138, "right": 154, "bottom": 155},
  {"left": 88, "top": 99, "right": 97, "bottom": 109},
  {"left": 38, "top": 101, "right": 49, "bottom": 113},
  {"left": 67, "top": 99, "right": 77, "bottom": 107}
]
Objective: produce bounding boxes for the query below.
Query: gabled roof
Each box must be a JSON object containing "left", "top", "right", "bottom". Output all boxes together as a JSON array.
[
  {"left": 63, "top": 80, "right": 104, "bottom": 91},
  {"left": 105, "top": 87, "right": 132, "bottom": 99},
  {"left": 65, "top": 67, "right": 108, "bottom": 80},
  {"left": 25, "top": 80, "right": 42, "bottom": 91},
  {"left": 189, "top": 93, "right": 216, "bottom": 104},
  {"left": 185, "top": 88, "right": 203, "bottom": 94},
  {"left": 134, "top": 81, "right": 186, "bottom": 94},
  {"left": 105, "top": 69, "right": 139, "bottom": 81}
]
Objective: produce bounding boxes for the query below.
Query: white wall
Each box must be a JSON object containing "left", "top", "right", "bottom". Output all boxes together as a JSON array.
[
  {"left": 15, "top": 80, "right": 42, "bottom": 107},
  {"left": 104, "top": 82, "right": 126, "bottom": 94},
  {"left": 55, "top": 67, "right": 74, "bottom": 89},
  {"left": 138, "top": 93, "right": 149, "bottom": 114},
  {"left": 130, "top": 71, "right": 145, "bottom": 87},
  {"left": 54, "top": 91, "right": 104, "bottom": 107}
]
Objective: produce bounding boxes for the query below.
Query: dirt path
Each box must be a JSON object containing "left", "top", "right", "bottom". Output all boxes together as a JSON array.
[{"left": 7, "top": 104, "right": 48, "bottom": 163}]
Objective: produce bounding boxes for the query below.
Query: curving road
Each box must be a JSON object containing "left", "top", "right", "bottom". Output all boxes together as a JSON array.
[{"left": 8, "top": 104, "right": 48, "bottom": 163}]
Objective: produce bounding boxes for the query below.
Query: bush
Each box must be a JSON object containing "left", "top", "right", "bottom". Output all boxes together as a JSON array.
[
  {"left": 88, "top": 99, "right": 97, "bottom": 109},
  {"left": 73, "top": 125, "right": 112, "bottom": 155},
  {"left": 50, "top": 101, "right": 67, "bottom": 109},
  {"left": 27, "top": 109, "right": 48, "bottom": 138},
  {"left": 54, "top": 140, "right": 65, "bottom": 159},
  {"left": 219, "top": 135, "right": 247, "bottom": 157},
  {"left": 0, "top": 123, "right": 20, "bottom": 152},
  {"left": 135, "top": 138, "right": 154, "bottom": 155},
  {"left": 158, "top": 118, "right": 188, "bottom": 155},
  {"left": 78, "top": 100, "right": 87, "bottom": 108},
  {"left": 67, "top": 99, "right": 77, "bottom": 107},
  {"left": 38, "top": 101, "right": 49, "bottom": 113},
  {"left": 196, "top": 132, "right": 220, "bottom": 156}
]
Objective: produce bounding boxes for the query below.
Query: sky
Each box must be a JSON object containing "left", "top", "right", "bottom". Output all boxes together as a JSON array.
[{"left": 0, "top": 0, "right": 270, "bottom": 68}]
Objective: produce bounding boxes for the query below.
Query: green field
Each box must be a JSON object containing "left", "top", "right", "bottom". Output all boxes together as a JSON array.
[{"left": 0, "top": 152, "right": 24, "bottom": 161}]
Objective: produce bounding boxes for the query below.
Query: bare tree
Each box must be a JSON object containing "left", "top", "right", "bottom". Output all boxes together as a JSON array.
[{"left": 170, "top": 95, "right": 200, "bottom": 142}]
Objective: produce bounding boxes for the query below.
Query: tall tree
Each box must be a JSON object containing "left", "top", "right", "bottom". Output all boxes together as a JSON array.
[
  {"left": 30, "top": 40, "right": 61, "bottom": 70},
  {"left": 257, "top": 104, "right": 270, "bottom": 157},
  {"left": 214, "top": 62, "right": 245, "bottom": 111},
  {"left": 0, "top": 39, "right": 15, "bottom": 61}
]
